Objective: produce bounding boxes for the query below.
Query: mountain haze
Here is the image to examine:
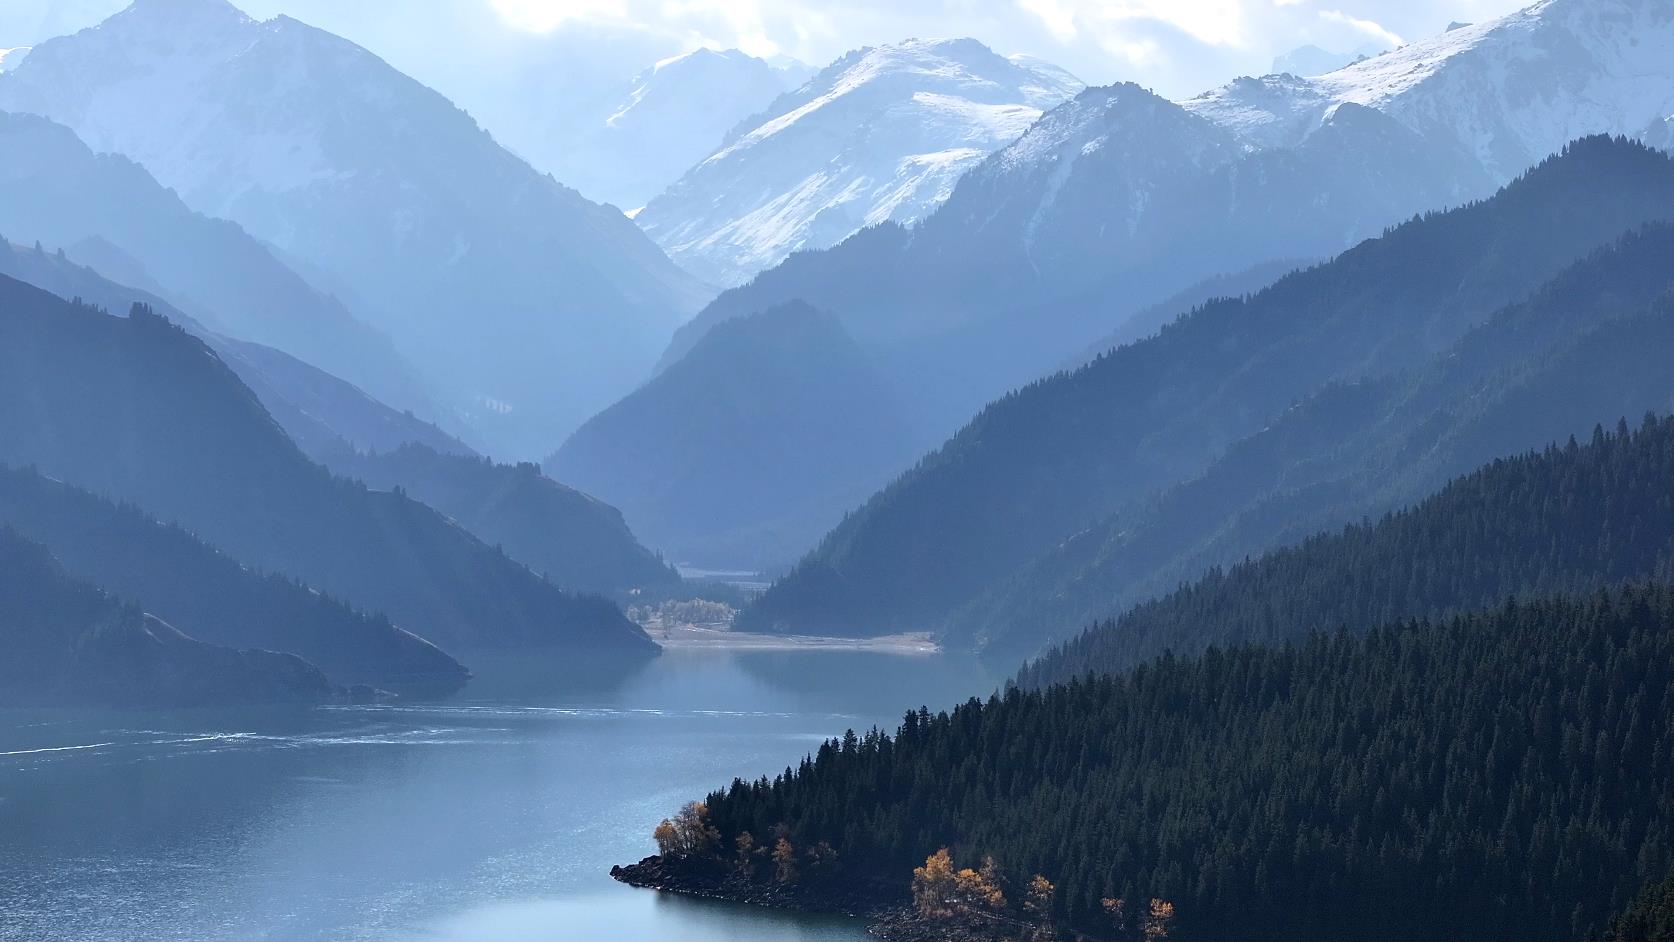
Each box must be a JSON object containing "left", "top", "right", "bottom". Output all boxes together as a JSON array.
[
  {"left": 0, "top": 0, "right": 711, "bottom": 455},
  {"left": 551, "top": 303, "right": 925, "bottom": 568},
  {"left": 740, "top": 137, "right": 1674, "bottom": 638},
  {"left": 0, "top": 110, "right": 433, "bottom": 420},
  {"left": 0, "top": 275, "right": 656, "bottom": 659}
]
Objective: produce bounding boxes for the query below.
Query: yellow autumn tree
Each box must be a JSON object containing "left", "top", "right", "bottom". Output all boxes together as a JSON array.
[
  {"left": 734, "top": 832, "right": 756, "bottom": 875},
  {"left": 651, "top": 801, "right": 719, "bottom": 857},
  {"left": 953, "top": 861, "right": 1006, "bottom": 912},
  {"left": 1143, "top": 899, "right": 1177, "bottom": 941},
  {"left": 1025, "top": 875, "right": 1055, "bottom": 917},
  {"left": 912, "top": 848, "right": 957, "bottom": 917},
  {"left": 772, "top": 837, "right": 798, "bottom": 884},
  {"left": 1102, "top": 896, "right": 1128, "bottom": 932}
]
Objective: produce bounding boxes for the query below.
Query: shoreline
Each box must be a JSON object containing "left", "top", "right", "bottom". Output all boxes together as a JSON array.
[
  {"left": 611, "top": 855, "right": 1024, "bottom": 942},
  {"left": 648, "top": 625, "right": 940, "bottom": 654}
]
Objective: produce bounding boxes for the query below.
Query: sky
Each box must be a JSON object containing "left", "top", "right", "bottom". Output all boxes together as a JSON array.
[{"left": 1, "top": 0, "right": 1534, "bottom": 99}]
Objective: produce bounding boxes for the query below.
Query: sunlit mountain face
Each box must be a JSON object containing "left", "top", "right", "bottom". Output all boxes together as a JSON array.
[{"left": 3, "top": 1, "right": 1674, "bottom": 941}]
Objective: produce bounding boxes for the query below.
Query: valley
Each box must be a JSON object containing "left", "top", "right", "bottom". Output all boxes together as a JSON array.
[{"left": 2, "top": 0, "right": 1673, "bottom": 939}]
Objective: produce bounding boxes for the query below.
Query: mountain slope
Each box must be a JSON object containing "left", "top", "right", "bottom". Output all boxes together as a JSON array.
[
  {"left": 635, "top": 39, "right": 1082, "bottom": 288},
  {"left": 550, "top": 303, "right": 925, "bottom": 568},
  {"left": 958, "top": 223, "right": 1674, "bottom": 659},
  {"left": 0, "top": 466, "right": 468, "bottom": 691},
  {"left": 739, "top": 137, "right": 1674, "bottom": 637},
  {"left": 539, "top": 47, "right": 808, "bottom": 211},
  {"left": 0, "top": 527, "right": 337, "bottom": 707},
  {"left": 1021, "top": 413, "right": 1674, "bottom": 688},
  {"left": 0, "top": 275, "right": 656, "bottom": 659},
  {"left": 329, "top": 444, "right": 681, "bottom": 594},
  {"left": 0, "top": 236, "right": 472, "bottom": 460},
  {"left": 0, "top": 0, "right": 711, "bottom": 455},
  {"left": 0, "top": 109, "right": 432, "bottom": 420}
]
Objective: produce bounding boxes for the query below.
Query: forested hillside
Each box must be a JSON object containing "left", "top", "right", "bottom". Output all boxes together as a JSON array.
[
  {"left": 691, "top": 584, "right": 1674, "bottom": 941},
  {"left": 0, "top": 527, "right": 336, "bottom": 707},
  {"left": 0, "top": 466, "right": 468, "bottom": 691},
  {"left": 741, "top": 137, "right": 1674, "bottom": 639},
  {"left": 956, "top": 225, "right": 1674, "bottom": 659},
  {"left": 0, "top": 276, "right": 654, "bottom": 659},
  {"left": 1020, "top": 415, "right": 1674, "bottom": 687}
]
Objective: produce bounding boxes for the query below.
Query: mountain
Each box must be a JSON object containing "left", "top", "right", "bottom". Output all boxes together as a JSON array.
[
  {"left": 0, "top": 110, "right": 433, "bottom": 420},
  {"left": 660, "top": 79, "right": 1489, "bottom": 390},
  {"left": 0, "top": 526, "right": 337, "bottom": 707},
  {"left": 0, "top": 46, "right": 28, "bottom": 71},
  {"left": 1, "top": 240, "right": 671, "bottom": 599},
  {"left": 679, "top": 583, "right": 1674, "bottom": 942},
  {"left": 635, "top": 39, "right": 1084, "bottom": 288},
  {"left": 960, "top": 223, "right": 1674, "bottom": 660},
  {"left": 0, "top": 274, "right": 657, "bottom": 660},
  {"left": 0, "top": 466, "right": 468, "bottom": 692},
  {"left": 0, "top": 236, "right": 473, "bottom": 459},
  {"left": 1020, "top": 413, "right": 1674, "bottom": 688},
  {"left": 645, "top": 0, "right": 1673, "bottom": 535},
  {"left": 534, "top": 48, "right": 809, "bottom": 211},
  {"left": 738, "top": 137, "right": 1674, "bottom": 638},
  {"left": 327, "top": 444, "right": 681, "bottom": 594},
  {"left": 0, "top": 0, "right": 712, "bottom": 456},
  {"left": 549, "top": 303, "right": 925, "bottom": 568},
  {"left": 1192, "top": 0, "right": 1674, "bottom": 179}
]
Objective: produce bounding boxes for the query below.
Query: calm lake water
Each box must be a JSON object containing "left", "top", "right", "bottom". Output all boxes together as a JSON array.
[{"left": 0, "top": 649, "right": 999, "bottom": 942}]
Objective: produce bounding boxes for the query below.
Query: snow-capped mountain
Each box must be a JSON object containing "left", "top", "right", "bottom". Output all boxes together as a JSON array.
[
  {"left": 0, "top": 0, "right": 711, "bottom": 458},
  {"left": 635, "top": 38, "right": 1083, "bottom": 288},
  {"left": 512, "top": 47, "right": 810, "bottom": 211},
  {"left": 0, "top": 47, "right": 29, "bottom": 72},
  {"left": 1191, "top": 0, "right": 1674, "bottom": 182}
]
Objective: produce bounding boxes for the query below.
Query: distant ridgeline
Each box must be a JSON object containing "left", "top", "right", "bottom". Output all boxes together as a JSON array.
[
  {"left": 1019, "top": 415, "right": 1674, "bottom": 688},
  {"left": 639, "top": 418, "right": 1674, "bottom": 941}
]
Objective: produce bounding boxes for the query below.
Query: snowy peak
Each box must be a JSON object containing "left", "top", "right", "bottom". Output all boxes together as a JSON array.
[
  {"left": 636, "top": 38, "right": 1083, "bottom": 286},
  {"left": 1190, "top": 0, "right": 1674, "bottom": 181},
  {"left": 0, "top": 47, "right": 31, "bottom": 73}
]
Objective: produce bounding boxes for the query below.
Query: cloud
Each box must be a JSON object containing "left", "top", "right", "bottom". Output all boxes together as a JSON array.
[{"left": 1317, "top": 9, "right": 1404, "bottom": 48}]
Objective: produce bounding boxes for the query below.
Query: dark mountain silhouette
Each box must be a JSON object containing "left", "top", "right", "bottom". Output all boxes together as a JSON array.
[
  {"left": 0, "top": 526, "right": 337, "bottom": 707},
  {"left": 0, "top": 275, "right": 655, "bottom": 660},
  {"left": 0, "top": 466, "right": 468, "bottom": 692}
]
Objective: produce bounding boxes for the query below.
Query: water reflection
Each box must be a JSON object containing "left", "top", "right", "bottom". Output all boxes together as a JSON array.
[{"left": 0, "top": 649, "right": 998, "bottom": 942}]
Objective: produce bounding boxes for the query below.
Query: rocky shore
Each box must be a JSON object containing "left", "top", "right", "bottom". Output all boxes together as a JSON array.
[{"left": 610, "top": 855, "right": 1041, "bottom": 941}]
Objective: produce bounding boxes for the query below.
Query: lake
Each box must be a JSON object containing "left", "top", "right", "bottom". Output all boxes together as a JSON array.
[{"left": 0, "top": 648, "right": 998, "bottom": 942}]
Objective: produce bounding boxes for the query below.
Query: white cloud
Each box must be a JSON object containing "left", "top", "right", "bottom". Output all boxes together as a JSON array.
[{"left": 1318, "top": 9, "right": 1405, "bottom": 48}]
